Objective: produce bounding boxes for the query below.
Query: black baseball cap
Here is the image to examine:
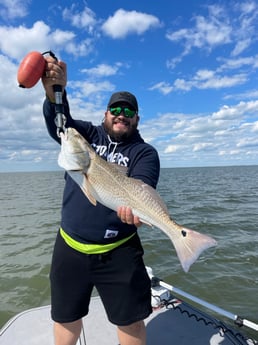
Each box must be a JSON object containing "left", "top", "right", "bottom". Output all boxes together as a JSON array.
[{"left": 107, "top": 91, "right": 138, "bottom": 112}]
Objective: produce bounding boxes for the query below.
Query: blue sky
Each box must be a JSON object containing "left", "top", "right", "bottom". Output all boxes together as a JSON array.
[{"left": 0, "top": 0, "right": 258, "bottom": 172}]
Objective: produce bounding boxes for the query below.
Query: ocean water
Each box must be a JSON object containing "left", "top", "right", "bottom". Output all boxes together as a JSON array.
[{"left": 0, "top": 166, "right": 257, "bottom": 340}]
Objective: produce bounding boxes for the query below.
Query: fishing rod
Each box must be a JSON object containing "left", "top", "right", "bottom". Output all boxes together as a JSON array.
[
  {"left": 147, "top": 267, "right": 258, "bottom": 332},
  {"left": 17, "top": 50, "right": 66, "bottom": 136}
]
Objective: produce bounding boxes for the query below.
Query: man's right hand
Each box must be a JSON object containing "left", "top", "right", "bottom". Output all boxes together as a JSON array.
[{"left": 41, "top": 56, "right": 67, "bottom": 102}]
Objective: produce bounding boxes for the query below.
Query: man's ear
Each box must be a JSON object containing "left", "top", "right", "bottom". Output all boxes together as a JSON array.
[{"left": 102, "top": 111, "right": 108, "bottom": 123}]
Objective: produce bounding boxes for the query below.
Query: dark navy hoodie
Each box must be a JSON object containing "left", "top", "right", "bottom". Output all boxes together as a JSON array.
[{"left": 43, "top": 94, "right": 160, "bottom": 245}]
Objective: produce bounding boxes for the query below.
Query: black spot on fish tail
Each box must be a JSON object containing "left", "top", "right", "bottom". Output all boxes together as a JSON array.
[{"left": 181, "top": 229, "right": 187, "bottom": 237}]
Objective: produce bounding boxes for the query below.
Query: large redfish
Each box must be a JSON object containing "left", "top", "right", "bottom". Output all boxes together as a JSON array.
[{"left": 58, "top": 127, "right": 217, "bottom": 272}]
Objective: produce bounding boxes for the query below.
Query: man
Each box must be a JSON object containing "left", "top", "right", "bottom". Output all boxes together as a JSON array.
[{"left": 41, "top": 56, "right": 160, "bottom": 345}]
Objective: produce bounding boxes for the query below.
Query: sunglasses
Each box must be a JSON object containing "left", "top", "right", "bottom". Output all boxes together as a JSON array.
[{"left": 109, "top": 106, "right": 137, "bottom": 118}]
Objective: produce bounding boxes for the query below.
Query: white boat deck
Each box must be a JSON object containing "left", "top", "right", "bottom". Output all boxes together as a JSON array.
[{"left": 0, "top": 295, "right": 255, "bottom": 345}]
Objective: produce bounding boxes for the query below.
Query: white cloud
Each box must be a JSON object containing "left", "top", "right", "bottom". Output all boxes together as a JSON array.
[
  {"left": 102, "top": 9, "right": 161, "bottom": 39},
  {"left": 0, "top": 21, "right": 77, "bottom": 60},
  {"left": 149, "top": 82, "right": 173, "bottom": 95},
  {"left": 166, "top": 2, "right": 258, "bottom": 68},
  {"left": 238, "top": 1, "right": 256, "bottom": 14},
  {"left": 173, "top": 78, "right": 191, "bottom": 91},
  {"left": 139, "top": 99, "right": 258, "bottom": 166},
  {"left": 231, "top": 38, "right": 252, "bottom": 56},
  {"left": 196, "top": 73, "right": 247, "bottom": 89},
  {"left": 0, "top": 1, "right": 258, "bottom": 170},
  {"left": 164, "top": 145, "right": 181, "bottom": 153},
  {"left": 212, "top": 100, "right": 258, "bottom": 120},
  {"left": 8, "top": 152, "right": 18, "bottom": 160},
  {"left": 62, "top": 38, "right": 94, "bottom": 57},
  {"left": 231, "top": 1, "right": 258, "bottom": 56},
  {"left": 0, "top": 0, "right": 30, "bottom": 19},
  {"left": 224, "top": 89, "right": 258, "bottom": 101},
  {"left": 0, "top": 52, "right": 59, "bottom": 170},
  {"left": 166, "top": 5, "right": 232, "bottom": 54},
  {"left": 81, "top": 63, "right": 122, "bottom": 78},
  {"left": 193, "top": 142, "right": 214, "bottom": 152},
  {"left": 236, "top": 137, "right": 258, "bottom": 148},
  {"left": 218, "top": 55, "right": 258, "bottom": 70},
  {"left": 62, "top": 5, "right": 97, "bottom": 31},
  {"left": 69, "top": 80, "right": 114, "bottom": 98},
  {"left": 252, "top": 121, "right": 258, "bottom": 132},
  {"left": 150, "top": 68, "right": 247, "bottom": 95}
]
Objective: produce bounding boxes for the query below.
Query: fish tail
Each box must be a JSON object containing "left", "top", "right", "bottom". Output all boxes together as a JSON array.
[{"left": 172, "top": 227, "right": 217, "bottom": 272}]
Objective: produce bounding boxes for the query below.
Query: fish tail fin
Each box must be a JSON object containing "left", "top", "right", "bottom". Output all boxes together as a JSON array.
[{"left": 172, "top": 227, "right": 217, "bottom": 273}]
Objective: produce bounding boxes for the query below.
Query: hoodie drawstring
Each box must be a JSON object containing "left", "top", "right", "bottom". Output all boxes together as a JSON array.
[{"left": 107, "top": 135, "right": 119, "bottom": 162}]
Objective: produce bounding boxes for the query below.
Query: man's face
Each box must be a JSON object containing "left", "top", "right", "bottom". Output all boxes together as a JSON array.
[{"left": 103, "top": 102, "right": 139, "bottom": 142}]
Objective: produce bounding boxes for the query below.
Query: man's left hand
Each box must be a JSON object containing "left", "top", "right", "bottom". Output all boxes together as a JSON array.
[{"left": 117, "top": 206, "right": 142, "bottom": 227}]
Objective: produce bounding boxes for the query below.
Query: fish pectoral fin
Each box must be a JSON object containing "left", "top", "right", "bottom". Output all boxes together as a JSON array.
[
  {"left": 139, "top": 218, "right": 153, "bottom": 227},
  {"left": 81, "top": 175, "right": 97, "bottom": 206},
  {"left": 67, "top": 171, "right": 97, "bottom": 206},
  {"left": 67, "top": 170, "right": 84, "bottom": 186}
]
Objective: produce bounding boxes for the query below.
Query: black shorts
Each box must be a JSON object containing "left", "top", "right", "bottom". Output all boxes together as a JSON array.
[{"left": 50, "top": 230, "right": 152, "bottom": 326}]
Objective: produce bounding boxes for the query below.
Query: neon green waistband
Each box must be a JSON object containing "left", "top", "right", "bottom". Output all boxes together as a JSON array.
[{"left": 60, "top": 228, "right": 135, "bottom": 254}]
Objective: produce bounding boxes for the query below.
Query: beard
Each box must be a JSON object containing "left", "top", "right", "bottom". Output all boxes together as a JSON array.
[{"left": 103, "top": 116, "right": 138, "bottom": 142}]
